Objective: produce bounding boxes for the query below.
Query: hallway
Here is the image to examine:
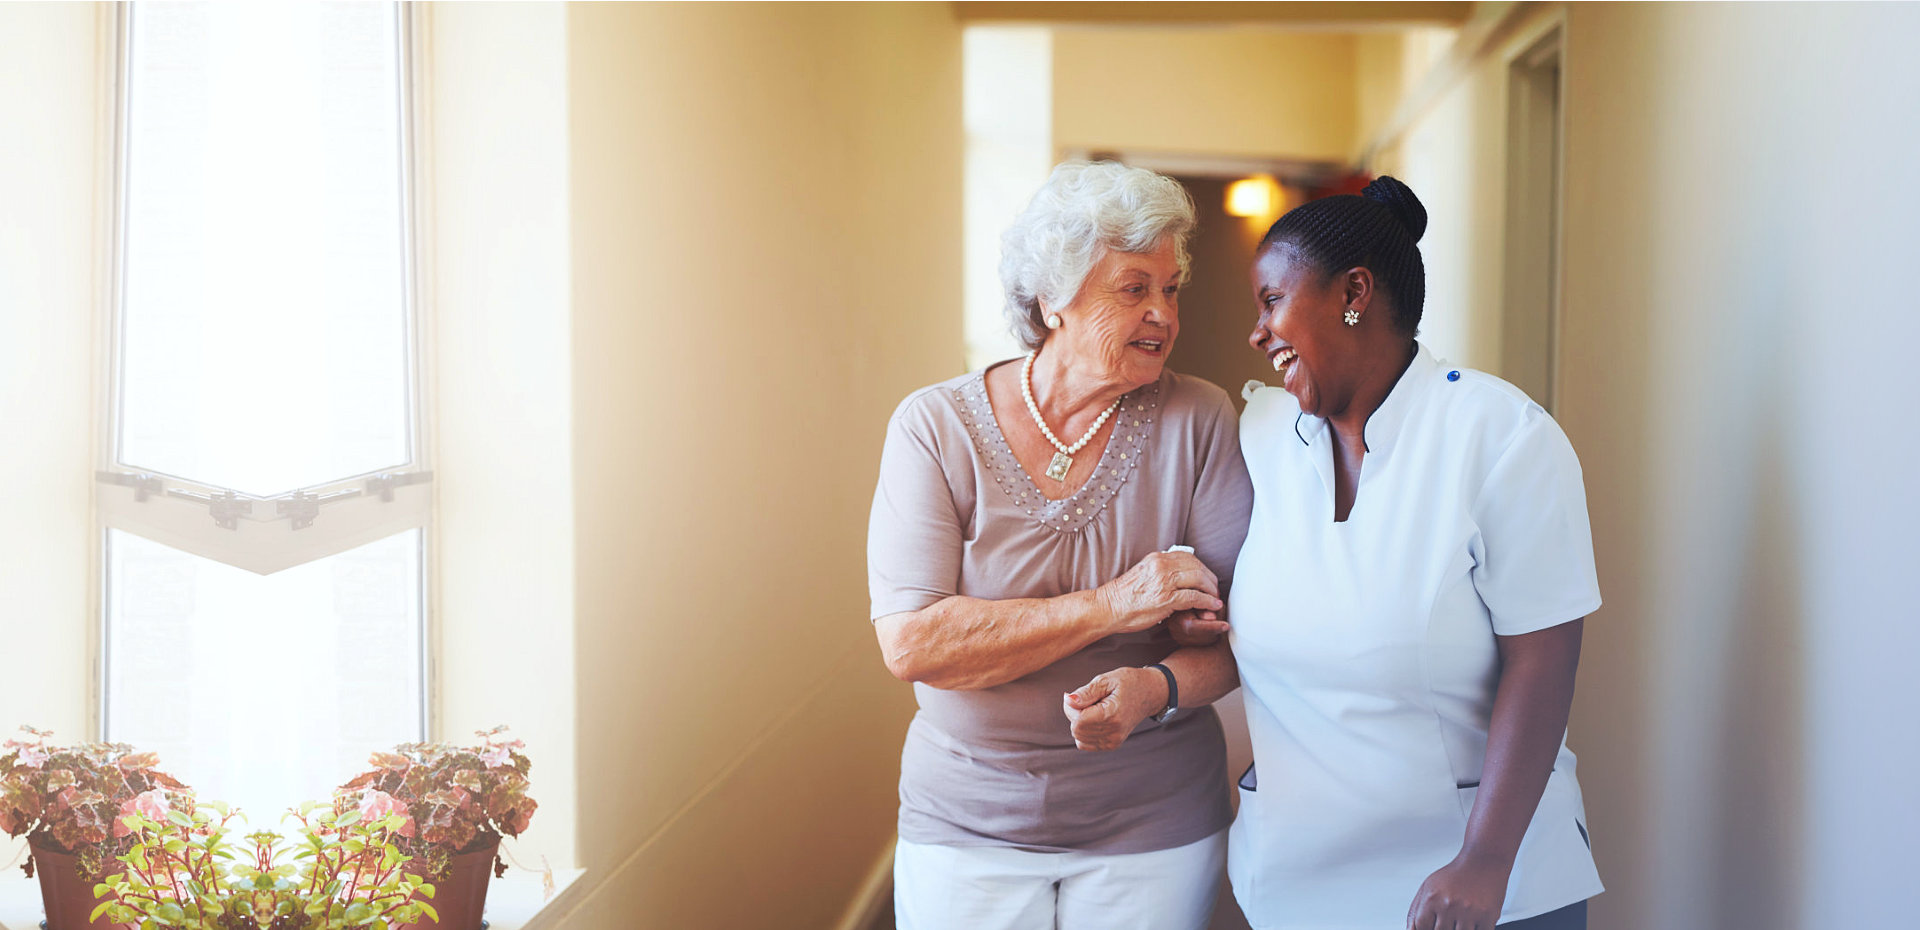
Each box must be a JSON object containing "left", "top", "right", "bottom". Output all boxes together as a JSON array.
[{"left": 2, "top": 3, "right": 1915, "bottom": 929}]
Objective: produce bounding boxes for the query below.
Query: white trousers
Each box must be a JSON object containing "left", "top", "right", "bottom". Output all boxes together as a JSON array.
[{"left": 893, "top": 829, "right": 1227, "bottom": 930}]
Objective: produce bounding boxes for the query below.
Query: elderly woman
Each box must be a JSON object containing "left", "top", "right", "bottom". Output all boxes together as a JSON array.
[
  {"left": 866, "top": 161, "right": 1254, "bottom": 930},
  {"left": 1073, "top": 177, "right": 1602, "bottom": 930}
]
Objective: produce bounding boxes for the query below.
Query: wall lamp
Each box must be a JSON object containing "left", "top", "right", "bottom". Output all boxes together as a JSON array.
[{"left": 1225, "top": 174, "right": 1283, "bottom": 219}]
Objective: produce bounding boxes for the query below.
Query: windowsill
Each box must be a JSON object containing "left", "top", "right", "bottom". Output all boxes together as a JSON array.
[{"left": 0, "top": 866, "right": 585, "bottom": 930}]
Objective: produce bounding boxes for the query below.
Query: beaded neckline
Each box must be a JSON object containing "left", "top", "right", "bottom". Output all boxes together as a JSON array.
[{"left": 950, "top": 369, "right": 1163, "bottom": 534}]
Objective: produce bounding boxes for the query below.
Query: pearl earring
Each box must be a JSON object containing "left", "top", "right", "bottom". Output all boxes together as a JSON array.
[
  {"left": 1343, "top": 308, "right": 1360, "bottom": 327},
  {"left": 1045, "top": 313, "right": 1063, "bottom": 329}
]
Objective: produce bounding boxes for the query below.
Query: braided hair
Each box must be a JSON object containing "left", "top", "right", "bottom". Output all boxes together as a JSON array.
[{"left": 1259, "top": 176, "right": 1428, "bottom": 335}]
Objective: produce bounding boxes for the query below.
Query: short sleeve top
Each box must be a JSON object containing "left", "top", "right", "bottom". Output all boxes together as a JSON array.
[
  {"left": 1226, "top": 343, "right": 1605, "bottom": 927},
  {"left": 868, "top": 363, "right": 1254, "bottom": 853}
]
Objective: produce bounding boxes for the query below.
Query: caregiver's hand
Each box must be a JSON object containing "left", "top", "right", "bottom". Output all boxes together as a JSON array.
[
  {"left": 1062, "top": 667, "right": 1166, "bottom": 751},
  {"left": 1096, "top": 551, "right": 1222, "bottom": 636},
  {"left": 1406, "top": 854, "right": 1509, "bottom": 930},
  {"left": 1166, "top": 608, "right": 1229, "bottom": 646}
]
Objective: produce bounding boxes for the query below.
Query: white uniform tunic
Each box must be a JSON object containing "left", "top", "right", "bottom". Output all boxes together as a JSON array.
[{"left": 1227, "top": 344, "right": 1605, "bottom": 929}]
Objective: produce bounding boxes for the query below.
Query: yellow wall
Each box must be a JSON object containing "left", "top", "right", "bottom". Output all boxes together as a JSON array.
[
  {"left": 1052, "top": 28, "right": 1357, "bottom": 162},
  {"left": 558, "top": 4, "right": 961, "bottom": 927},
  {"left": 0, "top": 2, "right": 103, "bottom": 748},
  {"left": 1379, "top": 5, "right": 1920, "bottom": 927}
]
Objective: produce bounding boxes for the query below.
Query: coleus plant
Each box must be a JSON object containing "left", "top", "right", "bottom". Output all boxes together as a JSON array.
[
  {"left": 91, "top": 796, "right": 439, "bottom": 929},
  {"left": 332, "top": 727, "right": 536, "bottom": 882},
  {"left": 0, "top": 726, "right": 191, "bottom": 881}
]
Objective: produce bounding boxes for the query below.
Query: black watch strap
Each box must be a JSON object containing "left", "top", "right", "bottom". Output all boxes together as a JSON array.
[{"left": 1147, "top": 662, "right": 1178, "bottom": 722}]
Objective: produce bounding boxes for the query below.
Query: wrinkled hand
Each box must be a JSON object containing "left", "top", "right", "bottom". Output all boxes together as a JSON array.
[
  {"left": 1166, "top": 608, "right": 1229, "bottom": 646},
  {"left": 1062, "top": 667, "right": 1166, "bottom": 751},
  {"left": 1097, "top": 551, "right": 1222, "bottom": 636},
  {"left": 1406, "top": 855, "right": 1510, "bottom": 930}
]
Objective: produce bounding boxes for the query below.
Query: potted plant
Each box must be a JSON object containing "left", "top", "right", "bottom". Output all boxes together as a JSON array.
[
  {"left": 90, "top": 797, "right": 440, "bottom": 929},
  {"left": 0, "top": 727, "right": 191, "bottom": 930},
  {"left": 332, "top": 728, "right": 536, "bottom": 930}
]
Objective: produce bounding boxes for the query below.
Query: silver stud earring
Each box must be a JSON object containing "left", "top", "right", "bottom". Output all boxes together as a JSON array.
[
  {"left": 1045, "top": 313, "right": 1063, "bottom": 329},
  {"left": 1343, "top": 308, "right": 1360, "bottom": 327}
]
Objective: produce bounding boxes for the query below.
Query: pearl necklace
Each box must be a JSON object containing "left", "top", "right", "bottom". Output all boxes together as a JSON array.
[{"left": 1021, "top": 351, "right": 1121, "bottom": 482}]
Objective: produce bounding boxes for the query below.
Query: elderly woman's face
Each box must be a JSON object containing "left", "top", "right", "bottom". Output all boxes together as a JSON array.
[
  {"left": 1247, "top": 244, "right": 1354, "bottom": 418},
  {"left": 1053, "top": 238, "right": 1181, "bottom": 389}
]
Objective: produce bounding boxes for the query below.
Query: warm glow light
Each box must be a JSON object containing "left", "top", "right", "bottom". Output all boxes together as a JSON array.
[{"left": 1226, "top": 175, "right": 1281, "bottom": 218}]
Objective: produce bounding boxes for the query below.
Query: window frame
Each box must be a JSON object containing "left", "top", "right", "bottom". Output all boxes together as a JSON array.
[
  {"left": 93, "top": 0, "right": 435, "bottom": 741},
  {"left": 94, "top": 0, "right": 434, "bottom": 577}
]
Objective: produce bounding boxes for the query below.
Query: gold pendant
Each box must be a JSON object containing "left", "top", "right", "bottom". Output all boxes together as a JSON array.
[{"left": 1045, "top": 451, "right": 1073, "bottom": 481}]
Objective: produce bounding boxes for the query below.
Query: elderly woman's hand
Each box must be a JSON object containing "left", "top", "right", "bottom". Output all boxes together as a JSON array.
[
  {"left": 1097, "top": 551, "right": 1223, "bottom": 636},
  {"left": 1062, "top": 667, "right": 1166, "bottom": 751}
]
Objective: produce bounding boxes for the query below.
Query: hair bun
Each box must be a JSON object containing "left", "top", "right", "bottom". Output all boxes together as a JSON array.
[{"left": 1361, "top": 175, "right": 1428, "bottom": 243}]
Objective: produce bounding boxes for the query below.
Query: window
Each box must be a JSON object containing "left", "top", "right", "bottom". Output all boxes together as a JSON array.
[{"left": 98, "top": 1, "right": 429, "bottom": 818}]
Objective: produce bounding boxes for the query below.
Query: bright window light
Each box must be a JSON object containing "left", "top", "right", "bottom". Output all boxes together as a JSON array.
[
  {"left": 101, "top": 2, "right": 428, "bottom": 822},
  {"left": 117, "top": 2, "right": 411, "bottom": 496},
  {"left": 104, "top": 528, "right": 425, "bottom": 823}
]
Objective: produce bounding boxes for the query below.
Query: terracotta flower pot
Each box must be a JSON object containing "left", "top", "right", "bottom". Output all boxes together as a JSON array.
[
  {"left": 27, "top": 833, "right": 116, "bottom": 930},
  {"left": 400, "top": 834, "right": 499, "bottom": 930}
]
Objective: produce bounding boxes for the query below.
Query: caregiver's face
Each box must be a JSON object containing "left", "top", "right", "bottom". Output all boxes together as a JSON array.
[{"left": 1247, "top": 244, "right": 1352, "bottom": 418}]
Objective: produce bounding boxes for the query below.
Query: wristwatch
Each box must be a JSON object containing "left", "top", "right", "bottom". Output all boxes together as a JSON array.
[{"left": 1146, "top": 662, "right": 1178, "bottom": 723}]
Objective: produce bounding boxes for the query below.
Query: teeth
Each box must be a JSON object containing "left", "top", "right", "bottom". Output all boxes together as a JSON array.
[{"left": 1271, "top": 349, "right": 1296, "bottom": 372}]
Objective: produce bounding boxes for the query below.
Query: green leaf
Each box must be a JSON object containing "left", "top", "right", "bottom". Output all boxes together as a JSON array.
[
  {"left": 166, "top": 810, "right": 195, "bottom": 828},
  {"left": 415, "top": 901, "right": 438, "bottom": 922},
  {"left": 90, "top": 901, "right": 115, "bottom": 922},
  {"left": 417, "top": 881, "right": 435, "bottom": 899}
]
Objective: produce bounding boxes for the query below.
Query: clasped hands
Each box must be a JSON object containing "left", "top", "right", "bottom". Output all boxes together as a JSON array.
[{"left": 1063, "top": 550, "right": 1223, "bottom": 752}]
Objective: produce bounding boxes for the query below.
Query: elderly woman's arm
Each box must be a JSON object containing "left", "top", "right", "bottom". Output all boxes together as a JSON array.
[
  {"left": 1062, "top": 640, "right": 1239, "bottom": 751},
  {"left": 875, "top": 550, "right": 1223, "bottom": 691}
]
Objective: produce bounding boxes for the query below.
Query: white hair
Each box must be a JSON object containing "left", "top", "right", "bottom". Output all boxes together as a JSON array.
[{"left": 998, "top": 161, "right": 1196, "bottom": 352}]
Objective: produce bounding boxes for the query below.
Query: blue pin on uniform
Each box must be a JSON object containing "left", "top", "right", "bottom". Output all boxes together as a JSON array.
[{"left": 1447, "top": 370, "right": 1461, "bottom": 382}]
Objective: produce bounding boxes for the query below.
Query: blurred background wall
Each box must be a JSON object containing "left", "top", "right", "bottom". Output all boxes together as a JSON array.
[{"left": 558, "top": 4, "right": 960, "bottom": 927}]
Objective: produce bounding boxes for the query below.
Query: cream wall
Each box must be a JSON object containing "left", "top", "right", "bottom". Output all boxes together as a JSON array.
[
  {"left": 0, "top": 2, "right": 104, "bottom": 743},
  {"left": 559, "top": 4, "right": 960, "bottom": 928},
  {"left": 1368, "top": 16, "right": 1532, "bottom": 378},
  {"left": 1052, "top": 28, "right": 1357, "bottom": 162},
  {"left": 423, "top": 3, "right": 579, "bottom": 873},
  {"left": 1380, "top": 5, "right": 1920, "bottom": 928}
]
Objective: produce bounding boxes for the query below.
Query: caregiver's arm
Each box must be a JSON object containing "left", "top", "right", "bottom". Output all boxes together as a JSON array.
[
  {"left": 875, "top": 550, "right": 1223, "bottom": 692},
  {"left": 1063, "top": 640, "right": 1240, "bottom": 751},
  {"left": 1406, "top": 618, "right": 1584, "bottom": 930}
]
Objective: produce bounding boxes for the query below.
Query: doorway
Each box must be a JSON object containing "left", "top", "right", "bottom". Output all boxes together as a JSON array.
[{"left": 1501, "top": 29, "right": 1565, "bottom": 411}]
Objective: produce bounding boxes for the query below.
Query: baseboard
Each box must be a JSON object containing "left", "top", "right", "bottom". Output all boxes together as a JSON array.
[{"left": 832, "top": 835, "right": 895, "bottom": 930}]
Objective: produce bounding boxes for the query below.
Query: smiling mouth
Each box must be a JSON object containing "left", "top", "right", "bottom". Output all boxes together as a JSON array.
[
  {"left": 1270, "top": 347, "right": 1297, "bottom": 372},
  {"left": 1131, "top": 339, "right": 1165, "bottom": 353}
]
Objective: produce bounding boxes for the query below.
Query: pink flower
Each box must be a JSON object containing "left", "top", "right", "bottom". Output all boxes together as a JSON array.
[
  {"left": 479, "top": 745, "right": 512, "bottom": 769},
  {"left": 13, "top": 745, "right": 48, "bottom": 769},
  {"left": 116, "top": 789, "right": 169, "bottom": 836},
  {"left": 357, "top": 789, "right": 407, "bottom": 823},
  {"left": 131, "top": 789, "right": 169, "bottom": 820}
]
